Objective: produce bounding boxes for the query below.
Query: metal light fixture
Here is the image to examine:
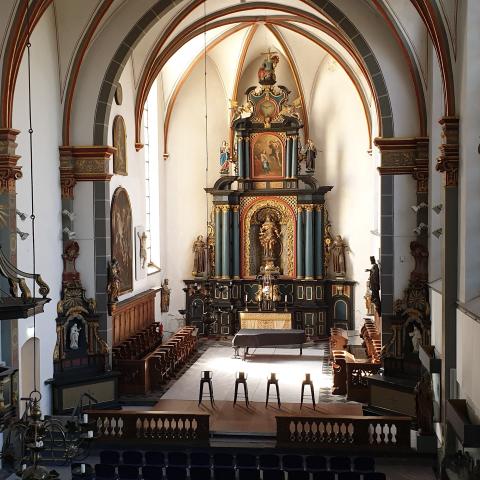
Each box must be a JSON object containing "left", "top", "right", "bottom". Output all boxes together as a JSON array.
[
  {"left": 16, "top": 210, "right": 27, "bottom": 221},
  {"left": 411, "top": 202, "right": 428, "bottom": 213},
  {"left": 413, "top": 223, "right": 428, "bottom": 235},
  {"left": 432, "top": 228, "right": 443, "bottom": 238},
  {"left": 432, "top": 204, "right": 443, "bottom": 214},
  {"left": 17, "top": 228, "right": 29, "bottom": 240}
]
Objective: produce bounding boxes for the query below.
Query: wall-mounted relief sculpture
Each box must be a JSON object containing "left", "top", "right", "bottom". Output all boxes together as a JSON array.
[
  {"left": 135, "top": 226, "right": 148, "bottom": 280},
  {"left": 111, "top": 187, "right": 133, "bottom": 295},
  {"left": 112, "top": 115, "right": 127, "bottom": 175}
]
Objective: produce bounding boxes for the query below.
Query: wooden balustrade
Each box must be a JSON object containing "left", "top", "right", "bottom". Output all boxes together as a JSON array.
[
  {"left": 86, "top": 410, "right": 210, "bottom": 445},
  {"left": 112, "top": 289, "right": 159, "bottom": 346},
  {"left": 276, "top": 415, "right": 411, "bottom": 451}
]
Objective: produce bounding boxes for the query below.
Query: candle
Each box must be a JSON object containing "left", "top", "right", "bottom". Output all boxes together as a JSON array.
[
  {"left": 87, "top": 430, "right": 93, "bottom": 438},
  {"left": 22, "top": 464, "right": 26, "bottom": 471},
  {"left": 284, "top": 295, "right": 287, "bottom": 302},
  {"left": 245, "top": 294, "right": 248, "bottom": 302},
  {"left": 83, "top": 413, "right": 88, "bottom": 424},
  {"left": 80, "top": 464, "right": 86, "bottom": 474}
]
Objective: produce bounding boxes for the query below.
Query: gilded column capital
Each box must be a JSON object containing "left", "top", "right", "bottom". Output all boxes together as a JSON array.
[
  {"left": 245, "top": 137, "right": 250, "bottom": 143},
  {"left": 304, "top": 204, "right": 314, "bottom": 212},
  {"left": 315, "top": 204, "right": 324, "bottom": 212},
  {"left": 436, "top": 117, "right": 459, "bottom": 187},
  {"left": 219, "top": 204, "right": 231, "bottom": 212},
  {"left": 232, "top": 205, "right": 240, "bottom": 213},
  {"left": 297, "top": 205, "right": 303, "bottom": 213},
  {"left": 0, "top": 129, "right": 22, "bottom": 193}
]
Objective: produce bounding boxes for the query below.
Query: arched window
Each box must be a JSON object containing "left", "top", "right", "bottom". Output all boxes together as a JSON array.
[{"left": 143, "top": 80, "right": 160, "bottom": 271}]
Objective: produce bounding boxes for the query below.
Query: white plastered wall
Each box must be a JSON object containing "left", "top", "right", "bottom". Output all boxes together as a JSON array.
[
  {"left": 163, "top": 56, "right": 228, "bottom": 329},
  {"left": 308, "top": 56, "right": 377, "bottom": 329},
  {"left": 12, "top": 5, "right": 63, "bottom": 415},
  {"left": 107, "top": 57, "right": 162, "bottom": 319}
]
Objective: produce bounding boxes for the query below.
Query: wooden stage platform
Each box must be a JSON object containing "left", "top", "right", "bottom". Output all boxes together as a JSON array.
[{"left": 153, "top": 399, "right": 363, "bottom": 435}]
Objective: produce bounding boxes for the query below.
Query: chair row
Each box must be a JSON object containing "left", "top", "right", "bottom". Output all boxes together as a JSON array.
[
  {"left": 113, "top": 323, "right": 163, "bottom": 361},
  {"left": 95, "top": 464, "right": 387, "bottom": 480},
  {"left": 100, "top": 452, "right": 375, "bottom": 472},
  {"left": 148, "top": 326, "right": 198, "bottom": 387}
]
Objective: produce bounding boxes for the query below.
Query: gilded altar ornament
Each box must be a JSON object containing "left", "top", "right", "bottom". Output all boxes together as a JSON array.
[
  {"left": 137, "top": 230, "right": 148, "bottom": 269},
  {"left": 207, "top": 213, "right": 215, "bottom": 277},
  {"left": 192, "top": 235, "right": 207, "bottom": 277},
  {"left": 160, "top": 278, "right": 171, "bottom": 313},
  {"left": 331, "top": 235, "right": 349, "bottom": 278},
  {"left": 107, "top": 258, "right": 121, "bottom": 308}
]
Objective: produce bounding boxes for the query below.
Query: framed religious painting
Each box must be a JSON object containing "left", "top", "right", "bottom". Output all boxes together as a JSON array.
[
  {"left": 111, "top": 187, "right": 133, "bottom": 295},
  {"left": 112, "top": 115, "right": 127, "bottom": 175},
  {"left": 251, "top": 132, "right": 285, "bottom": 180}
]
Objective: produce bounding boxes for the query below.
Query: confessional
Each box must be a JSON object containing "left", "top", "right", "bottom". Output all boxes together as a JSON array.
[{"left": 184, "top": 52, "right": 355, "bottom": 337}]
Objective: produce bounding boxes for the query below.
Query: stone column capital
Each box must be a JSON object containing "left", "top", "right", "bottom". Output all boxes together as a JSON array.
[{"left": 0, "top": 129, "right": 22, "bottom": 193}]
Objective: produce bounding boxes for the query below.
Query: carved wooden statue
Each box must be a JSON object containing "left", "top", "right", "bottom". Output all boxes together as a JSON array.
[
  {"left": 161, "top": 278, "right": 171, "bottom": 313},
  {"left": 137, "top": 231, "right": 148, "bottom": 269},
  {"left": 192, "top": 235, "right": 207, "bottom": 277},
  {"left": 107, "top": 258, "right": 121, "bottom": 306},
  {"left": 331, "top": 235, "right": 348, "bottom": 278},
  {"left": 415, "top": 371, "right": 434, "bottom": 435},
  {"left": 366, "top": 256, "right": 381, "bottom": 315}
]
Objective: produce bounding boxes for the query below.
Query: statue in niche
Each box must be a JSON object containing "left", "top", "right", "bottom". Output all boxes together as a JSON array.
[
  {"left": 219, "top": 141, "right": 230, "bottom": 175},
  {"left": 331, "top": 235, "right": 348, "bottom": 278},
  {"left": 137, "top": 230, "right": 148, "bottom": 269},
  {"left": 301, "top": 139, "right": 317, "bottom": 173},
  {"left": 415, "top": 371, "right": 434, "bottom": 435},
  {"left": 409, "top": 323, "right": 423, "bottom": 352},
  {"left": 366, "top": 256, "right": 381, "bottom": 315},
  {"left": 69, "top": 323, "right": 81, "bottom": 350},
  {"left": 160, "top": 278, "right": 171, "bottom": 313},
  {"left": 192, "top": 235, "right": 207, "bottom": 277},
  {"left": 259, "top": 213, "right": 281, "bottom": 271}
]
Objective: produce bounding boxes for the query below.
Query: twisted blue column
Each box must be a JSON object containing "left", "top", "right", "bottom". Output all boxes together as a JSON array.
[
  {"left": 315, "top": 205, "right": 323, "bottom": 278},
  {"left": 221, "top": 206, "right": 231, "bottom": 279},
  {"left": 292, "top": 136, "right": 298, "bottom": 178},
  {"left": 215, "top": 206, "right": 222, "bottom": 277},
  {"left": 305, "top": 205, "right": 314, "bottom": 279},
  {"left": 237, "top": 138, "right": 244, "bottom": 178},
  {"left": 233, "top": 206, "right": 240, "bottom": 278},
  {"left": 296, "top": 206, "right": 304, "bottom": 278}
]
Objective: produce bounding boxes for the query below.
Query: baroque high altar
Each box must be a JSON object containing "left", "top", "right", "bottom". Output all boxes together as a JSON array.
[{"left": 184, "top": 52, "right": 355, "bottom": 336}]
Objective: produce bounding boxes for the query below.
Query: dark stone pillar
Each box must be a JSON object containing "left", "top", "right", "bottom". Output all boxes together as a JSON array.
[{"left": 436, "top": 117, "right": 459, "bottom": 448}]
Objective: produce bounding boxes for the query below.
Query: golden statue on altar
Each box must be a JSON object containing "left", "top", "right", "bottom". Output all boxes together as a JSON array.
[{"left": 259, "top": 213, "right": 281, "bottom": 273}]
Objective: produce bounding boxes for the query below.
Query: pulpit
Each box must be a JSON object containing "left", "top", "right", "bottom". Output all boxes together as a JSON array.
[{"left": 184, "top": 51, "right": 355, "bottom": 336}]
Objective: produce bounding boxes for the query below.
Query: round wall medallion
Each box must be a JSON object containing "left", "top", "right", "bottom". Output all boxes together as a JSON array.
[{"left": 114, "top": 83, "right": 123, "bottom": 105}]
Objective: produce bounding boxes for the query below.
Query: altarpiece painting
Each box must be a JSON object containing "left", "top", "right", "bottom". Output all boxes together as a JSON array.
[
  {"left": 251, "top": 132, "right": 285, "bottom": 179},
  {"left": 111, "top": 187, "right": 133, "bottom": 295}
]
